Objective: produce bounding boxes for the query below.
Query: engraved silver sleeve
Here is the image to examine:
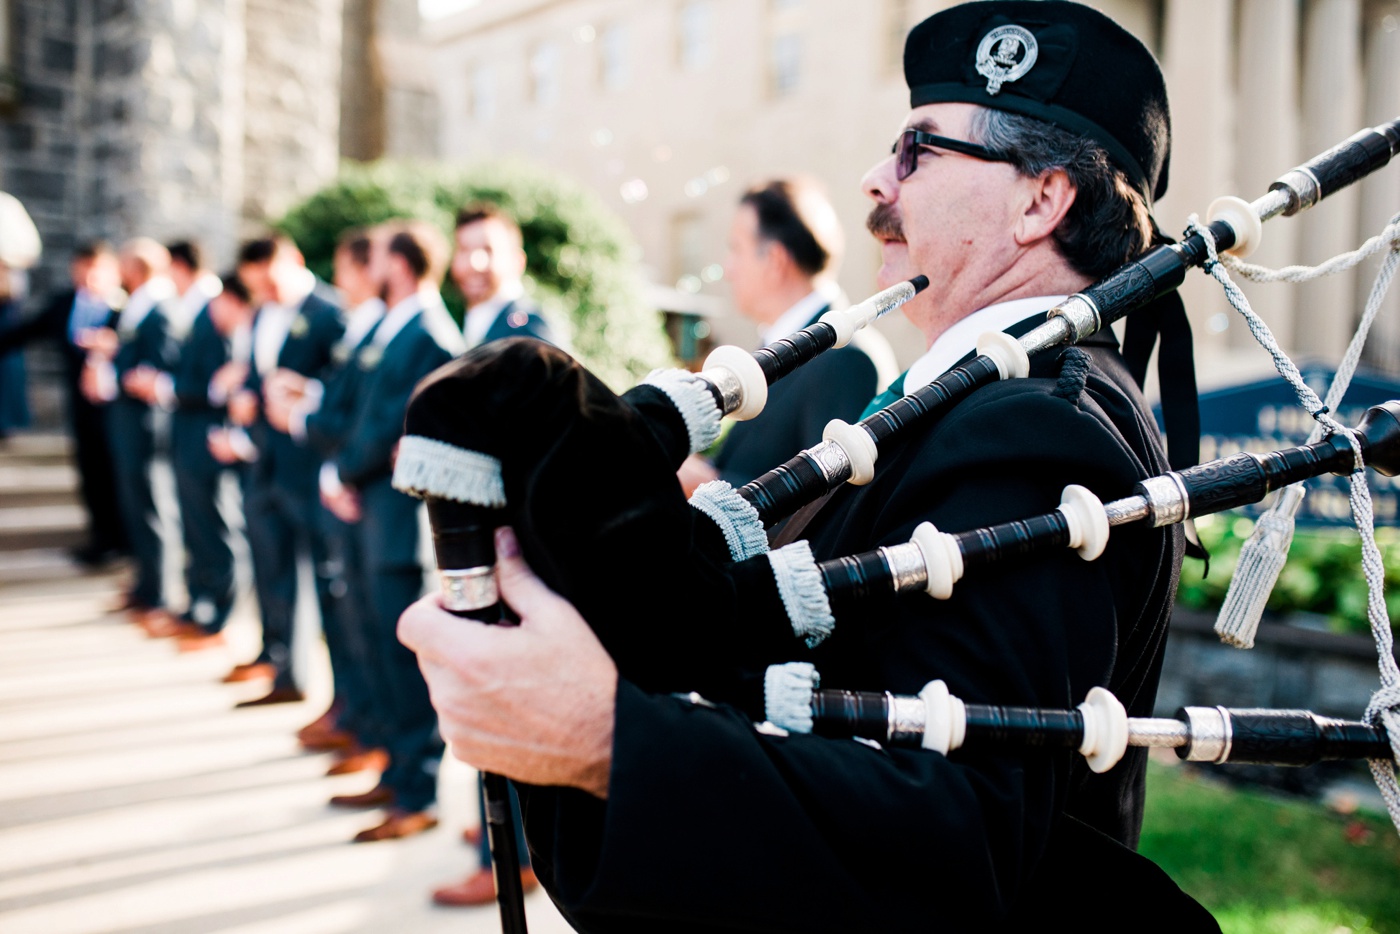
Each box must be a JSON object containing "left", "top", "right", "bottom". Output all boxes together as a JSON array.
[
  {"left": 806, "top": 439, "right": 853, "bottom": 485},
  {"left": 1270, "top": 168, "right": 1321, "bottom": 216},
  {"left": 440, "top": 566, "right": 498, "bottom": 613},
  {"left": 1137, "top": 473, "right": 1191, "bottom": 527},
  {"left": 1045, "top": 294, "right": 1102, "bottom": 343},
  {"left": 1103, "top": 494, "right": 1152, "bottom": 526},
  {"left": 1127, "top": 717, "right": 1191, "bottom": 748},
  {"left": 703, "top": 366, "right": 746, "bottom": 415},
  {"left": 1181, "top": 706, "right": 1233, "bottom": 763},
  {"left": 887, "top": 693, "right": 927, "bottom": 746},
  {"left": 880, "top": 542, "right": 929, "bottom": 594}
]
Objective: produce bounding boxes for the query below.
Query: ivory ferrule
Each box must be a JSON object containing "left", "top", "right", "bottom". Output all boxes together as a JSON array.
[{"left": 440, "top": 566, "right": 498, "bottom": 613}]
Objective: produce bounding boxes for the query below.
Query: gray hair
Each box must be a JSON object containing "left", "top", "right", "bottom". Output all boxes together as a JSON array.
[{"left": 969, "top": 107, "right": 1155, "bottom": 279}]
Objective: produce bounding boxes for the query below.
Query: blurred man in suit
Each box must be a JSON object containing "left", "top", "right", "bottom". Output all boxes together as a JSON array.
[
  {"left": 454, "top": 204, "right": 555, "bottom": 349},
  {"left": 683, "top": 178, "right": 895, "bottom": 494},
  {"left": 324, "top": 220, "right": 464, "bottom": 843},
  {"left": 224, "top": 236, "right": 344, "bottom": 706},
  {"left": 0, "top": 243, "right": 126, "bottom": 565},
  {"left": 84, "top": 239, "right": 180, "bottom": 625}
]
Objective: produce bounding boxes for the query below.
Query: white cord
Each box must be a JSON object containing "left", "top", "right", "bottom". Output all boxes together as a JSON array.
[{"left": 1187, "top": 214, "right": 1400, "bottom": 837}]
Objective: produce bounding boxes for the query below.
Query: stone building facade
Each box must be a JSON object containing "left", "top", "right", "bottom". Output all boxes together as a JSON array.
[
  {"left": 0, "top": 0, "right": 434, "bottom": 299},
  {"left": 431, "top": 0, "right": 1400, "bottom": 378}
]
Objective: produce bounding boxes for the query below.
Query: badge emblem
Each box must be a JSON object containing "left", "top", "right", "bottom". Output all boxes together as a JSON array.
[{"left": 975, "top": 24, "right": 1038, "bottom": 96}]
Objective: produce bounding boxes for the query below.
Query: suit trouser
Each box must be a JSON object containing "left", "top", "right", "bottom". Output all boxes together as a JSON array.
[
  {"left": 171, "top": 420, "right": 235, "bottom": 631},
  {"left": 359, "top": 478, "right": 442, "bottom": 812},
  {"left": 107, "top": 399, "right": 163, "bottom": 608},
  {"left": 70, "top": 390, "right": 127, "bottom": 553},
  {"left": 318, "top": 507, "right": 380, "bottom": 743},
  {"left": 243, "top": 476, "right": 330, "bottom": 690}
]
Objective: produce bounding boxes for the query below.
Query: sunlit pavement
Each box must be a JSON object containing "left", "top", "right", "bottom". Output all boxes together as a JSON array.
[{"left": 0, "top": 570, "right": 573, "bottom": 934}]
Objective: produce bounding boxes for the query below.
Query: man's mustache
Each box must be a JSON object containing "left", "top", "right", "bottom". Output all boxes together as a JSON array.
[{"left": 866, "top": 203, "right": 904, "bottom": 242}]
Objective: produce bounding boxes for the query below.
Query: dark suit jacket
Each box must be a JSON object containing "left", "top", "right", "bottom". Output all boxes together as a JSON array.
[
  {"left": 112, "top": 296, "right": 180, "bottom": 407},
  {"left": 712, "top": 307, "right": 879, "bottom": 486},
  {"left": 170, "top": 307, "right": 230, "bottom": 463},
  {"left": 304, "top": 322, "right": 380, "bottom": 459},
  {"left": 0, "top": 289, "right": 110, "bottom": 385},
  {"left": 336, "top": 305, "right": 461, "bottom": 566},
  {"left": 520, "top": 323, "right": 1211, "bottom": 932},
  {"left": 245, "top": 287, "right": 345, "bottom": 496},
  {"left": 480, "top": 299, "right": 555, "bottom": 346}
]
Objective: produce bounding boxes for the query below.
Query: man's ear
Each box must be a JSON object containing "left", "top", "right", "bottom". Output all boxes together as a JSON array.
[{"left": 1014, "top": 167, "right": 1078, "bottom": 247}]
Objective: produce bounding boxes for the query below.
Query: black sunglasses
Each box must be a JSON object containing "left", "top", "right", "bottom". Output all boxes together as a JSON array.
[{"left": 892, "top": 128, "right": 1011, "bottom": 181}]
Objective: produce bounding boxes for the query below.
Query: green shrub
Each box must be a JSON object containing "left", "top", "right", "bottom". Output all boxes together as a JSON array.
[
  {"left": 274, "top": 159, "right": 674, "bottom": 388},
  {"left": 1175, "top": 513, "right": 1400, "bottom": 636}
]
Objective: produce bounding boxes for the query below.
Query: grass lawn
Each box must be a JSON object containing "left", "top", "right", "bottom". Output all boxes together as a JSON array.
[{"left": 1140, "top": 759, "right": 1400, "bottom": 934}]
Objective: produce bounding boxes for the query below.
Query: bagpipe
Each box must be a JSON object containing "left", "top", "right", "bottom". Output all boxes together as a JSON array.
[{"left": 391, "top": 118, "right": 1400, "bottom": 928}]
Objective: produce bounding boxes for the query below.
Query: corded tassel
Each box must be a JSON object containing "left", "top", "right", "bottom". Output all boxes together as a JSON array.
[{"left": 1214, "top": 484, "right": 1304, "bottom": 648}]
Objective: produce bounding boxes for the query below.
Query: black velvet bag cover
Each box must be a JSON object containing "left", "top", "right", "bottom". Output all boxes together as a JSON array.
[{"left": 401, "top": 338, "right": 799, "bottom": 701}]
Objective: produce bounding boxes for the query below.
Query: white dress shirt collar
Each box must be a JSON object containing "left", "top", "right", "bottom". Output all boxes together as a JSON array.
[
  {"left": 375, "top": 289, "right": 444, "bottom": 348},
  {"left": 904, "top": 295, "right": 1067, "bottom": 394},
  {"left": 342, "top": 296, "right": 387, "bottom": 348},
  {"left": 117, "top": 276, "right": 176, "bottom": 334},
  {"left": 758, "top": 283, "right": 841, "bottom": 347},
  {"left": 280, "top": 266, "right": 317, "bottom": 312}
]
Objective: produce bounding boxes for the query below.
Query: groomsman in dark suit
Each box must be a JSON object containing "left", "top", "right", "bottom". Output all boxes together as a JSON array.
[
  {"left": 454, "top": 204, "right": 555, "bottom": 349},
  {"left": 124, "top": 242, "right": 238, "bottom": 647},
  {"left": 323, "top": 220, "right": 464, "bottom": 843},
  {"left": 0, "top": 243, "right": 126, "bottom": 565},
  {"left": 86, "top": 239, "right": 180, "bottom": 625},
  {"left": 225, "top": 236, "right": 345, "bottom": 706},
  {"left": 692, "top": 178, "right": 893, "bottom": 491},
  {"left": 265, "top": 227, "right": 388, "bottom": 770}
]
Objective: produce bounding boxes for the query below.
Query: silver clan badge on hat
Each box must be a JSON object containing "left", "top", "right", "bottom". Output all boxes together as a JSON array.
[{"left": 975, "top": 24, "right": 1038, "bottom": 96}]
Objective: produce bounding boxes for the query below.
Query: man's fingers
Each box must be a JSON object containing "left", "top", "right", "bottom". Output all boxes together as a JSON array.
[{"left": 493, "top": 527, "right": 559, "bottom": 623}]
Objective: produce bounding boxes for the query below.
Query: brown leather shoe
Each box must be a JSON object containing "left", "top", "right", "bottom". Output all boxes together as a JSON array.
[
  {"left": 461, "top": 825, "right": 483, "bottom": 847},
  {"left": 234, "top": 687, "right": 306, "bottom": 708},
  {"left": 302, "top": 728, "right": 356, "bottom": 753},
  {"left": 329, "top": 783, "right": 395, "bottom": 810},
  {"left": 327, "top": 747, "right": 389, "bottom": 776},
  {"left": 140, "top": 611, "right": 198, "bottom": 638},
  {"left": 223, "top": 662, "right": 276, "bottom": 683},
  {"left": 352, "top": 808, "right": 438, "bottom": 843},
  {"left": 431, "top": 868, "right": 539, "bottom": 907},
  {"left": 297, "top": 707, "right": 341, "bottom": 744},
  {"left": 175, "top": 630, "right": 226, "bottom": 653}
]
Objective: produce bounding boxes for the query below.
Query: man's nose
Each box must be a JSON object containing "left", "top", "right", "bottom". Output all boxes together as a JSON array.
[{"left": 861, "top": 153, "right": 900, "bottom": 206}]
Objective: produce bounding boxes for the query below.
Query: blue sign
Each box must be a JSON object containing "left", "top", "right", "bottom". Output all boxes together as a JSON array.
[{"left": 1160, "top": 363, "right": 1400, "bottom": 527}]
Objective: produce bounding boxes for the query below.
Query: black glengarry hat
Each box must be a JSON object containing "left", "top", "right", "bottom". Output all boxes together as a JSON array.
[{"left": 905, "top": 0, "right": 1171, "bottom": 203}]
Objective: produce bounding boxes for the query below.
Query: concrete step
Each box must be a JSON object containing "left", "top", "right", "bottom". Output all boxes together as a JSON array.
[
  {"left": 0, "top": 547, "right": 83, "bottom": 584},
  {"left": 0, "top": 504, "right": 86, "bottom": 553},
  {"left": 0, "top": 464, "right": 79, "bottom": 509},
  {"left": 0, "top": 433, "right": 72, "bottom": 469}
]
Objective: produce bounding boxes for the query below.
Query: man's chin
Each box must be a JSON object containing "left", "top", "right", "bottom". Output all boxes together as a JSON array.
[{"left": 874, "top": 241, "right": 914, "bottom": 290}]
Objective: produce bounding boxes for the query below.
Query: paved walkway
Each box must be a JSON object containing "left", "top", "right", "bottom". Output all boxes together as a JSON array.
[{"left": 0, "top": 569, "right": 573, "bottom": 934}]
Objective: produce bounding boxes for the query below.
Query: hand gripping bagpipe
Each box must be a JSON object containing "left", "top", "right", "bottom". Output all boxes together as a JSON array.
[{"left": 389, "top": 120, "right": 1400, "bottom": 926}]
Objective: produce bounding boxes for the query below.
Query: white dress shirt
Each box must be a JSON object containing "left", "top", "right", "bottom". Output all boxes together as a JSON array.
[
  {"left": 903, "top": 295, "right": 1067, "bottom": 395},
  {"left": 758, "top": 283, "right": 843, "bottom": 346},
  {"left": 462, "top": 280, "right": 525, "bottom": 348}
]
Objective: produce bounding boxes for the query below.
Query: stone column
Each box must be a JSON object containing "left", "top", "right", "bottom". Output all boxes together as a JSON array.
[
  {"left": 1157, "top": 0, "right": 1236, "bottom": 378},
  {"left": 1294, "top": 0, "right": 1364, "bottom": 363},
  {"left": 1231, "top": 0, "right": 1300, "bottom": 353},
  {"left": 1359, "top": 1, "right": 1400, "bottom": 374}
]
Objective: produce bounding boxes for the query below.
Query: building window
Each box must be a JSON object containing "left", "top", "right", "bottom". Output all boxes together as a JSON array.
[
  {"left": 599, "top": 22, "right": 630, "bottom": 91},
  {"left": 470, "top": 63, "right": 497, "bottom": 120},
  {"left": 768, "top": 0, "right": 802, "bottom": 96},
  {"left": 530, "top": 42, "right": 560, "bottom": 106},
  {"left": 678, "top": 1, "right": 712, "bottom": 71}
]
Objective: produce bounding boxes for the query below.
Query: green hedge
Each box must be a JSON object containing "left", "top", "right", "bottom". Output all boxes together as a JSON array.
[
  {"left": 1175, "top": 513, "right": 1400, "bottom": 636},
  {"left": 274, "top": 160, "right": 674, "bottom": 388}
]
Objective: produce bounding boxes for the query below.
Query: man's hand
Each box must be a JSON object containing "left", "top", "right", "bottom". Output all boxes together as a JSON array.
[
  {"left": 121, "top": 365, "right": 161, "bottom": 404},
  {"left": 79, "top": 362, "right": 107, "bottom": 404},
  {"left": 398, "top": 527, "right": 617, "bottom": 799},
  {"left": 228, "top": 389, "right": 258, "bottom": 426},
  {"left": 207, "top": 428, "right": 241, "bottom": 464},
  {"left": 321, "top": 485, "right": 362, "bottom": 523},
  {"left": 76, "top": 326, "right": 118, "bottom": 360},
  {"left": 677, "top": 454, "right": 719, "bottom": 498},
  {"left": 209, "top": 361, "right": 249, "bottom": 402}
]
